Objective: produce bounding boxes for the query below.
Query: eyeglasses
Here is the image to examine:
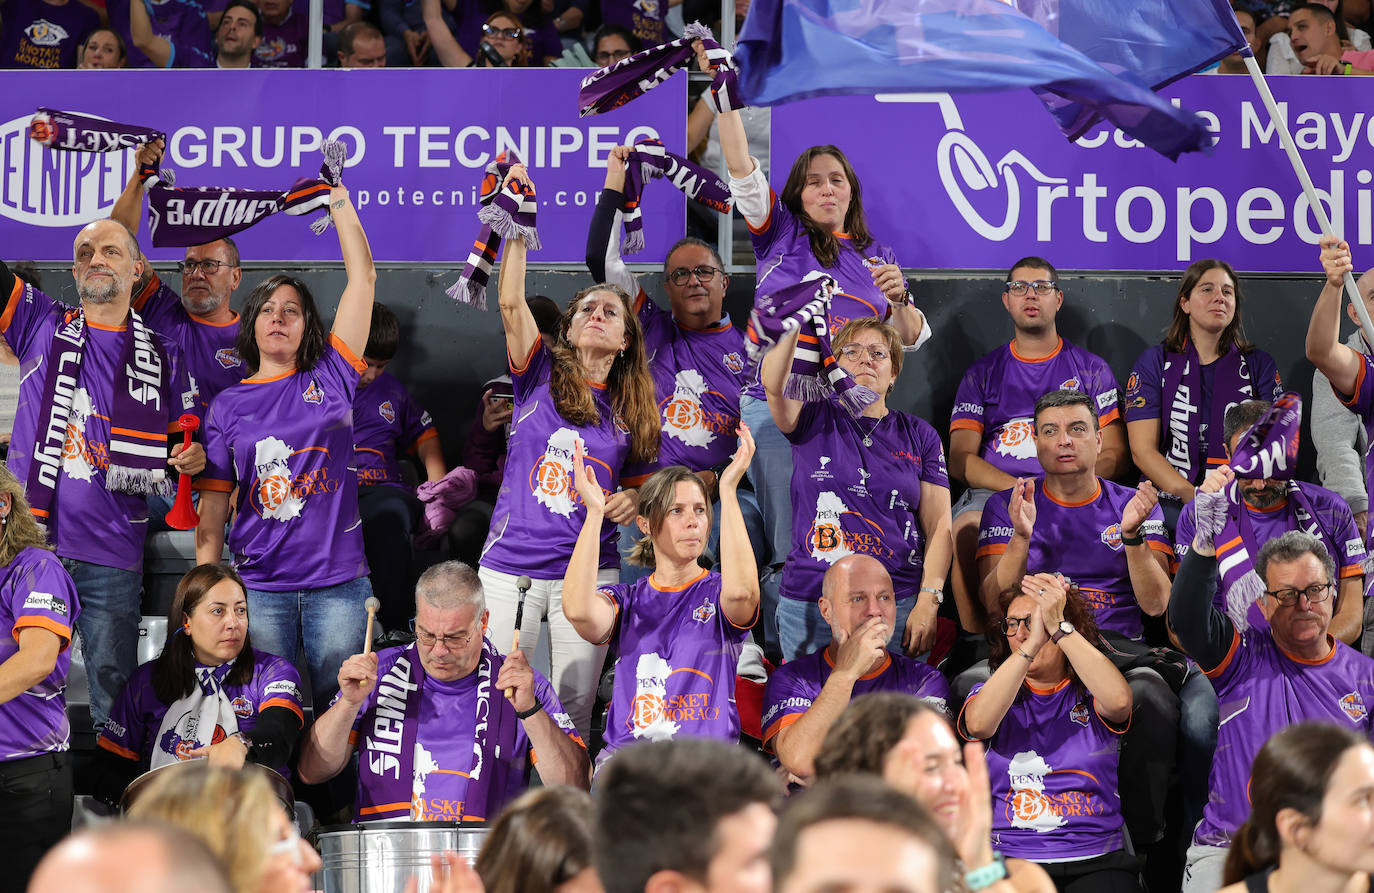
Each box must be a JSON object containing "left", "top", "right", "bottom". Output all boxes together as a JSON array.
[
  {"left": 667, "top": 265, "right": 722, "bottom": 286},
  {"left": 1005, "top": 280, "right": 1058, "bottom": 296},
  {"left": 1264, "top": 582, "right": 1333, "bottom": 606},
  {"left": 178, "top": 259, "right": 237, "bottom": 274},
  {"left": 409, "top": 618, "right": 476, "bottom": 649},
  {"left": 1000, "top": 616, "right": 1032, "bottom": 635},
  {"left": 595, "top": 48, "right": 633, "bottom": 64},
  {"left": 837, "top": 344, "right": 890, "bottom": 363},
  {"left": 482, "top": 23, "right": 524, "bottom": 39}
]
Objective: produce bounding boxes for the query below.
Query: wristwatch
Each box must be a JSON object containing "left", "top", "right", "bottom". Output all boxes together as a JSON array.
[{"left": 1050, "top": 620, "right": 1075, "bottom": 643}]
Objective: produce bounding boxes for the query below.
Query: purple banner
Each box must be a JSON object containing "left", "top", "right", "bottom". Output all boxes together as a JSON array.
[
  {"left": 771, "top": 76, "right": 1373, "bottom": 273},
  {"left": 0, "top": 68, "right": 686, "bottom": 263}
]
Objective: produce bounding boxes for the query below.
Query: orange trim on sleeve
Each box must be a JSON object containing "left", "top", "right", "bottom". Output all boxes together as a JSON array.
[
  {"left": 509, "top": 337, "right": 540, "bottom": 376},
  {"left": 1203, "top": 630, "right": 1243, "bottom": 678},
  {"left": 633, "top": 288, "right": 648, "bottom": 315},
  {"left": 411, "top": 429, "right": 439, "bottom": 451},
  {"left": 1147, "top": 540, "right": 1174, "bottom": 558},
  {"left": 975, "top": 543, "right": 1009, "bottom": 560},
  {"left": 762, "top": 712, "right": 801, "bottom": 752},
  {"left": 261, "top": 698, "right": 305, "bottom": 722},
  {"left": 13, "top": 616, "right": 72, "bottom": 648},
  {"left": 329, "top": 333, "right": 366, "bottom": 373},
  {"left": 746, "top": 189, "right": 777, "bottom": 235},
  {"left": 726, "top": 596, "right": 760, "bottom": 631},
  {"left": 619, "top": 472, "right": 651, "bottom": 488},
  {"left": 950, "top": 418, "right": 984, "bottom": 434},
  {"left": 193, "top": 479, "right": 234, "bottom": 493},
  {"left": 1336, "top": 359, "right": 1366, "bottom": 409},
  {"left": 1, "top": 275, "right": 23, "bottom": 336},
  {"left": 1093, "top": 700, "right": 1131, "bottom": 735},
  {"left": 594, "top": 589, "right": 621, "bottom": 647},
  {"left": 1099, "top": 407, "right": 1122, "bottom": 427},
  {"left": 1340, "top": 564, "right": 1364, "bottom": 579},
  {"left": 96, "top": 737, "right": 140, "bottom": 761}
]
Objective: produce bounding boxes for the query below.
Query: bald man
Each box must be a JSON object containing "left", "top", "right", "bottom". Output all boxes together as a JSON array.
[
  {"left": 760, "top": 555, "right": 950, "bottom": 782},
  {"left": 29, "top": 822, "right": 230, "bottom": 893}
]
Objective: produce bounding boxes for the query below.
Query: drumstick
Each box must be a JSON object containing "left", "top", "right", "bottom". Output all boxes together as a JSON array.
[
  {"left": 363, "top": 597, "right": 380, "bottom": 655},
  {"left": 506, "top": 575, "right": 532, "bottom": 702}
]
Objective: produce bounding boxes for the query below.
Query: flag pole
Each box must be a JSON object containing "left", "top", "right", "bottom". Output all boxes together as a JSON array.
[{"left": 1243, "top": 55, "right": 1374, "bottom": 344}]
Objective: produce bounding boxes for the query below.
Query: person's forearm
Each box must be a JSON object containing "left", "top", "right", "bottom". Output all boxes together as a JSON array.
[
  {"left": 1332, "top": 576, "right": 1364, "bottom": 645},
  {"left": 716, "top": 109, "right": 752, "bottom": 179},
  {"left": 961, "top": 657, "right": 1028, "bottom": 740},
  {"left": 980, "top": 542, "right": 1028, "bottom": 612},
  {"left": 246, "top": 706, "right": 303, "bottom": 771},
  {"left": 1133, "top": 445, "right": 1194, "bottom": 501},
  {"left": 773, "top": 671, "right": 859, "bottom": 779},
  {"left": 1125, "top": 549, "right": 1171, "bottom": 616},
  {"left": 417, "top": 436, "right": 445, "bottom": 483},
  {"left": 888, "top": 300, "right": 923, "bottom": 346},
  {"left": 1166, "top": 549, "right": 1234, "bottom": 670},
  {"left": 1308, "top": 279, "right": 1362, "bottom": 395},
  {"left": 0, "top": 639, "right": 58, "bottom": 704},
  {"left": 523, "top": 712, "right": 589, "bottom": 789},
  {"left": 331, "top": 196, "right": 377, "bottom": 358},
  {"left": 561, "top": 507, "right": 614, "bottom": 642},
  {"left": 585, "top": 189, "right": 638, "bottom": 297},
  {"left": 718, "top": 483, "right": 760, "bottom": 624},
  {"left": 296, "top": 698, "right": 361, "bottom": 784},
  {"left": 129, "top": 0, "right": 173, "bottom": 67},
  {"left": 1059, "top": 634, "right": 1131, "bottom": 721},
  {"left": 194, "top": 491, "right": 230, "bottom": 565},
  {"left": 111, "top": 165, "right": 146, "bottom": 234},
  {"left": 1311, "top": 371, "right": 1367, "bottom": 510},
  {"left": 918, "top": 496, "right": 953, "bottom": 594},
  {"left": 959, "top": 455, "right": 1018, "bottom": 493}
]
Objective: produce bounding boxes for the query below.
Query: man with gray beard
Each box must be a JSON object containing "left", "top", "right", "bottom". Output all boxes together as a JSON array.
[
  {"left": 112, "top": 138, "right": 248, "bottom": 415},
  {"left": 0, "top": 221, "right": 203, "bottom": 729}
]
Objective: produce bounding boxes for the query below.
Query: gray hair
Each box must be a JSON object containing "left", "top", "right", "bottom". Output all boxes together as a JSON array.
[
  {"left": 1255, "top": 531, "right": 1337, "bottom": 591},
  {"left": 1223, "top": 399, "right": 1271, "bottom": 449},
  {"left": 415, "top": 560, "right": 485, "bottom": 613}
]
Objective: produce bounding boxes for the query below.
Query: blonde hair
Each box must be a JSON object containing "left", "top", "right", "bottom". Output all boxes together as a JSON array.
[
  {"left": 128, "top": 763, "right": 283, "bottom": 893},
  {"left": 0, "top": 463, "right": 52, "bottom": 566},
  {"left": 627, "top": 466, "right": 711, "bottom": 567},
  {"left": 833, "top": 317, "right": 903, "bottom": 393}
]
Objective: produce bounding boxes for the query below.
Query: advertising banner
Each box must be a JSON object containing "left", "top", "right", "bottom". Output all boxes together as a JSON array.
[
  {"left": 771, "top": 76, "right": 1373, "bottom": 273},
  {"left": 0, "top": 68, "right": 686, "bottom": 263}
]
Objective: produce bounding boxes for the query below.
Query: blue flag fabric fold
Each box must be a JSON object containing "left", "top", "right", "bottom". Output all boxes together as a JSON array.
[{"left": 734, "top": 0, "right": 1247, "bottom": 160}]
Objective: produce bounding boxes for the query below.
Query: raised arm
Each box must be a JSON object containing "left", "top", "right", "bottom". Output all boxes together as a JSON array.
[
  {"left": 559, "top": 439, "right": 619, "bottom": 645},
  {"left": 1120, "top": 482, "right": 1172, "bottom": 616},
  {"left": 297, "top": 652, "right": 376, "bottom": 784},
  {"left": 717, "top": 425, "right": 760, "bottom": 627},
  {"left": 495, "top": 166, "right": 541, "bottom": 364},
  {"left": 961, "top": 601, "right": 1042, "bottom": 741},
  {"left": 584, "top": 146, "right": 639, "bottom": 297},
  {"left": 1028, "top": 574, "right": 1131, "bottom": 723},
  {"left": 691, "top": 42, "right": 752, "bottom": 179},
  {"left": 110, "top": 138, "right": 163, "bottom": 234},
  {"left": 1165, "top": 466, "right": 1239, "bottom": 671},
  {"left": 129, "top": 0, "right": 173, "bottom": 68},
  {"left": 978, "top": 479, "right": 1035, "bottom": 612},
  {"left": 327, "top": 185, "right": 377, "bottom": 359},
  {"left": 760, "top": 329, "right": 803, "bottom": 435},
  {"left": 419, "top": 0, "right": 471, "bottom": 67},
  {"left": 1307, "top": 236, "right": 1364, "bottom": 397}
]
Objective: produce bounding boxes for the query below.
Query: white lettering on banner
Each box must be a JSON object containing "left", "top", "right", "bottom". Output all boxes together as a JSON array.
[
  {"left": 170, "top": 125, "right": 366, "bottom": 169},
  {"left": 0, "top": 112, "right": 133, "bottom": 225}
]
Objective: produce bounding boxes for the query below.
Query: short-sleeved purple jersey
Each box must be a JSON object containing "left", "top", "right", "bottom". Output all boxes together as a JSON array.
[
  {"left": 781, "top": 400, "right": 949, "bottom": 603},
  {"left": 133, "top": 274, "right": 245, "bottom": 414},
  {"left": 253, "top": 3, "right": 309, "bottom": 66},
  {"left": 2, "top": 279, "right": 196, "bottom": 572},
  {"left": 1195, "top": 632, "right": 1374, "bottom": 847},
  {"left": 963, "top": 679, "right": 1127, "bottom": 861},
  {"left": 977, "top": 478, "right": 1171, "bottom": 639},
  {"left": 597, "top": 0, "right": 666, "bottom": 46},
  {"left": 352, "top": 371, "right": 436, "bottom": 487},
  {"left": 760, "top": 648, "right": 950, "bottom": 752},
  {"left": 197, "top": 337, "right": 369, "bottom": 590},
  {"left": 1334, "top": 354, "right": 1374, "bottom": 545},
  {"left": 596, "top": 571, "right": 753, "bottom": 759},
  {"left": 97, "top": 648, "right": 304, "bottom": 767},
  {"left": 0, "top": 547, "right": 79, "bottom": 759},
  {"left": 107, "top": 0, "right": 213, "bottom": 67},
  {"left": 346, "top": 643, "right": 582, "bottom": 822},
  {"left": 0, "top": 0, "right": 99, "bottom": 68},
  {"left": 950, "top": 340, "right": 1121, "bottom": 479},
  {"left": 479, "top": 342, "right": 631, "bottom": 579}
]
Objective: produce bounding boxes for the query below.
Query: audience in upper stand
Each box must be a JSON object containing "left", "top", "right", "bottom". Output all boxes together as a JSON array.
[
  {"left": 1210, "top": 4, "right": 1262, "bottom": 73},
  {"left": 0, "top": 0, "right": 99, "bottom": 68},
  {"left": 106, "top": 0, "right": 214, "bottom": 68},
  {"left": 76, "top": 26, "right": 128, "bottom": 67},
  {"left": 337, "top": 19, "right": 386, "bottom": 65},
  {"left": 1126, "top": 259, "right": 1284, "bottom": 533},
  {"left": 129, "top": 0, "right": 262, "bottom": 67},
  {"left": 1269, "top": 0, "right": 1373, "bottom": 73},
  {"left": 250, "top": 0, "right": 310, "bottom": 65},
  {"left": 589, "top": 21, "right": 638, "bottom": 66}
]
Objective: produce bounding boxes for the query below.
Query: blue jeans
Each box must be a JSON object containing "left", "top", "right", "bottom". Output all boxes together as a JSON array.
[
  {"left": 1177, "top": 668, "right": 1219, "bottom": 835},
  {"left": 776, "top": 594, "right": 916, "bottom": 663},
  {"left": 62, "top": 558, "right": 143, "bottom": 728},
  {"left": 740, "top": 394, "right": 793, "bottom": 574},
  {"left": 245, "top": 577, "right": 373, "bottom": 708}
]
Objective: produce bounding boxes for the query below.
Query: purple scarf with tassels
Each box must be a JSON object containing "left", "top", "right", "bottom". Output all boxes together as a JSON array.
[
  {"left": 146, "top": 141, "right": 346, "bottom": 247},
  {"left": 620, "top": 139, "right": 732, "bottom": 255},
  {"left": 446, "top": 152, "right": 539, "bottom": 310},
  {"left": 30, "top": 107, "right": 175, "bottom": 188},
  {"left": 579, "top": 22, "right": 743, "bottom": 117},
  {"left": 1160, "top": 337, "right": 1255, "bottom": 489},
  {"left": 745, "top": 271, "right": 878, "bottom": 417}
]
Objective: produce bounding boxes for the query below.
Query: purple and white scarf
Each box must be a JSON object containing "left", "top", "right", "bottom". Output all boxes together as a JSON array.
[
  {"left": 445, "top": 152, "right": 539, "bottom": 310},
  {"left": 153, "top": 662, "right": 238, "bottom": 770},
  {"left": 1160, "top": 337, "right": 1255, "bottom": 489},
  {"left": 146, "top": 141, "right": 346, "bottom": 248},
  {"left": 26, "top": 301, "right": 173, "bottom": 529},
  {"left": 354, "top": 640, "right": 518, "bottom": 821},
  {"left": 29, "top": 107, "right": 175, "bottom": 188},
  {"left": 745, "top": 271, "right": 878, "bottom": 417},
  {"left": 578, "top": 22, "right": 743, "bottom": 117},
  {"left": 620, "top": 138, "right": 732, "bottom": 255}
]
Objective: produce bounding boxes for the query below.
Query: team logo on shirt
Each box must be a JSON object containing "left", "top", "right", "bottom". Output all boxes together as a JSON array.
[
  {"left": 22, "top": 592, "right": 67, "bottom": 616},
  {"left": 1006, "top": 751, "right": 1068, "bottom": 833},
  {"left": 848, "top": 467, "right": 871, "bottom": 498},
  {"left": 1340, "top": 691, "right": 1368, "bottom": 722},
  {"left": 807, "top": 492, "right": 890, "bottom": 564},
  {"left": 1100, "top": 524, "right": 1124, "bottom": 550},
  {"left": 723, "top": 352, "right": 745, "bottom": 374},
  {"left": 1069, "top": 702, "right": 1090, "bottom": 727},
  {"left": 661, "top": 369, "right": 716, "bottom": 448},
  {"left": 160, "top": 713, "right": 228, "bottom": 762},
  {"left": 379, "top": 400, "right": 397, "bottom": 424},
  {"left": 994, "top": 418, "right": 1037, "bottom": 460},
  {"left": 231, "top": 696, "right": 253, "bottom": 718},
  {"left": 253, "top": 436, "right": 306, "bottom": 521},
  {"left": 60, "top": 386, "right": 100, "bottom": 481},
  {"left": 411, "top": 742, "right": 446, "bottom": 821},
  {"left": 530, "top": 427, "right": 582, "bottom": 518},
  {"left": 23, "top": 19, "right": 69, "bottom": 47},
  {"left": 302, "top": 380, "right": 324, "bottom": 405},
  {"left": 633, "top": 0, "right": 661, "bottom": 15},
  {"left": 629, "top": 652, "right": 680, "bottom": 741},
  {"left": 1059, "top": 378, "right": 1081, "bottom": 391},
  {"left": 810, "top": 456, "right": 834, "bottom": 482},
  {"left": 692, "top": 598, "right": 717, "bottom": 624},
  {"left": 215, "top": 348, "right": 242, "bottom": 370}
]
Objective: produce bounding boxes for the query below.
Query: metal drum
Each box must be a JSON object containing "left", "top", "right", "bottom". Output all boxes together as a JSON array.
[
  {"left": 120, "top": 760, "right": 295, "bottom": 814},
  {"left": 311, "top": 821, "right": 490, "bottom": 893}
]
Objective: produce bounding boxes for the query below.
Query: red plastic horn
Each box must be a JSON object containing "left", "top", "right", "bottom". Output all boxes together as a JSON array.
[{"left": 165, "top": 414, "right": 201, "bottom": 531}]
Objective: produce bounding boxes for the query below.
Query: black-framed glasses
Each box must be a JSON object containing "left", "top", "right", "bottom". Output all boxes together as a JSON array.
[
  {"left": 1000, "top": 616, "right": 1033, "bottom": 635},
  {"left": 594, "top": 48, "right": 632, "bottom": 64},
  {"left": 482, "top": 23, "right": 524, "bottom": 39},
  {"left": 667, "top": 265, "right": 722, "bottom": 286},
  {"left": 1264, "top": 582, "right": 1333, "bottom": 606},
  {"left": 178, "top": 259, "right": 237, "bottom": 274},
  {"left": 837, "top": 344, "right": 890, "bottom": 363},
  {"left": 1005, "top": 280, "right": 1057, "bottom": 296},
  {"left": 409, "top": 618, "right": 476, "bottom": 649}
]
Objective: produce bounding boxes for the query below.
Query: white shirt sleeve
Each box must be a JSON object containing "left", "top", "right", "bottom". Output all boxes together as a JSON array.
[{"left": 727, "top": 156, "right": 771, "bottom": 230}]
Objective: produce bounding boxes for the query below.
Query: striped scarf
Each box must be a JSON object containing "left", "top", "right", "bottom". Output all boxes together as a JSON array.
[
  {"left": 578, "top": 22, "right": 742, "bottom": 117},
  {"left": 621, "top": 139, "right": 733, "bottom": 254},
  {"left": 446, "top": 152, "right": 539, "bottom": 310},
  {"left": 29, "top": 107, "right": 175, "bottom": 188}
]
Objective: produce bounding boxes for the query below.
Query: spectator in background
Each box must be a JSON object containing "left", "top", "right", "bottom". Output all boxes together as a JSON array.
[
  {"left": 589, "top": 22, "right": 638, "bottom": 66},
  {"left": 252, "top": 0, "right": 309, "bottom": 66},
  {"left": 129, "top": 0, "right": 260, "bottom": 67},
  {"left": 383, "top": 0, "right": 441, "bottom": 65},
  {"left": 0, "top": 0, "right": 99, "bottom": 68},
  {"left": 549, "top": 0, "right": 588, "bottom": 41},
  {"left": 338, "top": 20, "right": 386, "bottom": 65},
  {"left": 599, "top": 0, "right": 678, "bottom": 49},
  {"left": 1212, "top": 4, "right": 1262, "bottom": 73},
  {"left": 76, "top": 27, "right": 128, "bottom": 67},
  {"left": 106, "top": 0, "right": 214, "bottom": 67},
  {"left": 1268, "top": 0, "right": 1372, "bottom": 73}
]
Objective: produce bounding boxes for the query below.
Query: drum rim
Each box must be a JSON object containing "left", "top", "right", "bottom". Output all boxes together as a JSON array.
[{"left": 314, "top": 820, "right": 491, "bottom": 833}]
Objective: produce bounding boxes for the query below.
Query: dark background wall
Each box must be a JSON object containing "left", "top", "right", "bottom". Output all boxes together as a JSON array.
[{"left": 24, "top": 263, "right": 1344, "bottom": 483}]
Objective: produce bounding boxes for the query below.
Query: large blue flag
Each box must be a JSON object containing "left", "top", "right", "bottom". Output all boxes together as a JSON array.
[{"left": 734, "top": 0, "right": 1248, "bottom": 160}]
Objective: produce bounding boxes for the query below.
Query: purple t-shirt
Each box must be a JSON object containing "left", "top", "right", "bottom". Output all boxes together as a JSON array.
[
  {"left": 0, "top": 0, "right": 99, "bottom": 68},
  {"left": 2, "top": 279, "right": 196, "bottom": 572},
  {"left": 107, "top": 0, "right": 213, "bottom": 67},
  {"left": 978, "top": 478, "right": 1171, "bottom": 639},
  {"left": 760, "top": 648, "right": 949, "bottom": 752},
  {"left": 1124, "top": 344, "right": 1282, "bottom": 486},
  {"left": 782, "top": 400, "right": 949, "bottom": 604},
  {"left": 624, "top": 291, "right": 745, "bottom": 481},
  {"left": 198, "top": 337, "right": 370, "bottom": 591},
  {"left": 962, "top": 680, "right": 1127, "bottom": 861},
  {"left": 951, "top": 339, "right": 1121, "bottom": 479},
  {"left": 254, "top": 3, "right": 310, "bottom": 66},
  {"left": 598, "top": 0, "right": 666, "bottom": 46},
  {"left": 596, "top": 571, "right": 753, "bottom": 760},
  {"left": 1195, "top": 632, "right": 1374, "bottom": 847},
  {"left": 352, "top": 371, "right": 436, "bottom": 488},
  {"left": 1334, "top": 353, "right": 1374, "bottom": 546},
  {"left": 0, "top": 547, "right": 79, "bottom": 759},
  {"left": 97, "top": 648, "right": 304, "bottom": 767},
  {"left": 207, "top": 0, "right": 368, "bottom": 25},
  {"left": 133, "top": 274, "right": 245, "bottom": 414},
  {"left": 346, "top": 643, "right": 581, "bottom": 822},
  {"left": 479, "top": 342, "right": 631, "bottom": 578}
]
